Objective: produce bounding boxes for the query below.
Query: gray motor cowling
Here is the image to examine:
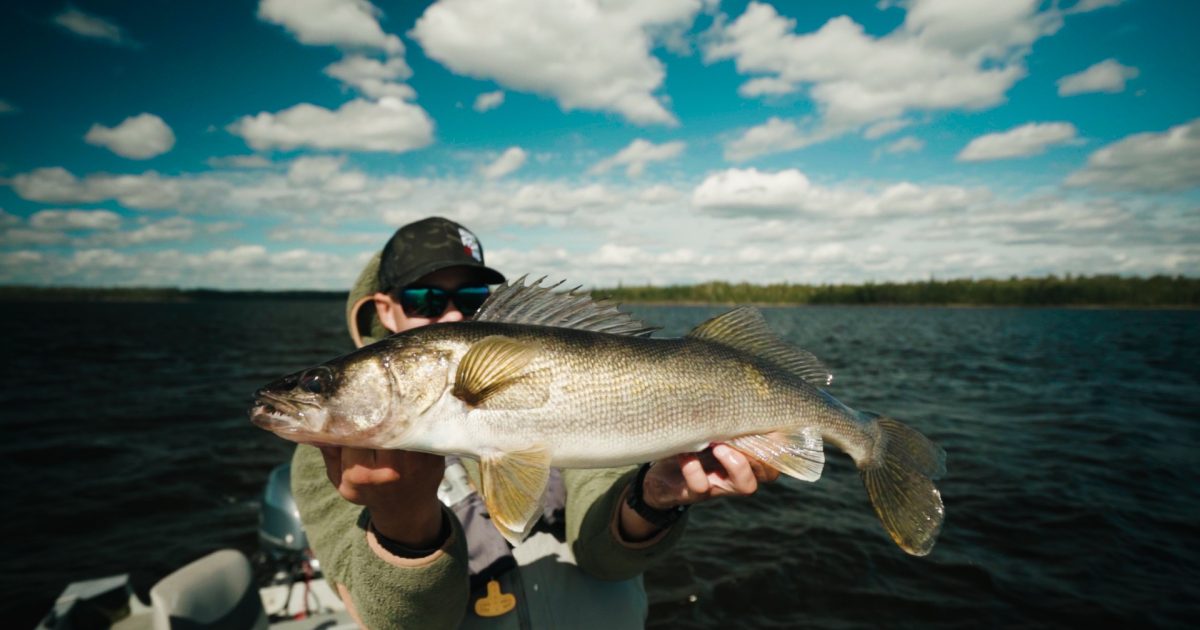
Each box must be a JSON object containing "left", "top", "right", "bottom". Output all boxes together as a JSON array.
[{"left": 258, "top": 463, "right": 309, "bottom": 560}]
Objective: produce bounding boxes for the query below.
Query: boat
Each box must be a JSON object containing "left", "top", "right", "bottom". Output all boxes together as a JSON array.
[{"left": 36, "top": 464, "right": 356, "bottom": 630}]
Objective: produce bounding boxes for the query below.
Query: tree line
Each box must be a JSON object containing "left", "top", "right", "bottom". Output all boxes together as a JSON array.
[
  {"left": 598, "top": 275, "right": 1199, "bottom": 306},
  {"left": 1, "top": 275, "right": 1196, "bottom": 306}
]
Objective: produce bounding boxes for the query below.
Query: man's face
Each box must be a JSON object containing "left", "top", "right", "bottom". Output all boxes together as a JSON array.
[{"left": 374, "top": 266, "right": 484, "bottom": 333}]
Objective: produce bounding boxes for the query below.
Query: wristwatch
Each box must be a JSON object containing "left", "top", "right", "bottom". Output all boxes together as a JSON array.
[{"left": 625, "top": 462, "right": 688, "bottom": 529}]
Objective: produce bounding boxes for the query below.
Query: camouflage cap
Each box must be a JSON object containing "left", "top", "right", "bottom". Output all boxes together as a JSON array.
[{"left": 377, "top": 217, "right": 505, "bottom": 293}]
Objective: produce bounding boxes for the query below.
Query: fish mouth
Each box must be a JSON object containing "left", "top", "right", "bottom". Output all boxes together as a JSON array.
[{"left": 250, "top": 390, "right": 313, "bottom": 434}]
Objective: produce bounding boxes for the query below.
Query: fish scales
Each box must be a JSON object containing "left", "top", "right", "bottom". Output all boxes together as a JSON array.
[{"left": 252, "top": 278, "right": 947, "bottom": 555}]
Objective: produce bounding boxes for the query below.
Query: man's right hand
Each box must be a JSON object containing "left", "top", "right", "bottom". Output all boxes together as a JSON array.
[{"left": 318, "top": 446, "right": 446, "bottom": 549}]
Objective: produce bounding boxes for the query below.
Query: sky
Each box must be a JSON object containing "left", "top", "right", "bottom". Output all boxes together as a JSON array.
[{"left": 1, "top": 0, "right": 1197, "bottom": 290}]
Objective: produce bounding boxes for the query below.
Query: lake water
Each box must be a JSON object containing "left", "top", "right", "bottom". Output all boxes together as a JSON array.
[{"left": 2, "top": 301, "right": 1197, "bottom": 628}]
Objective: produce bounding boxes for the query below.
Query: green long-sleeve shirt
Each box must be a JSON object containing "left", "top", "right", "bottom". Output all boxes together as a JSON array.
[{"left": 292, "top": 445, "right": 686, "bottom": 628}]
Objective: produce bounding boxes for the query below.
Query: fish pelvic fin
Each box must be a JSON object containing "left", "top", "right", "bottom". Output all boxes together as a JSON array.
[
  {"left": 453, "top": 335, "right": 549, "bottom": 409},
  {"left": 479, "top": 446, "right": 552, "bottom": 545},
  {"left": 729, "top": 428, "right": 824, "bottom": 482},
  {"left": 857, "top": 413, "right": 946, "bottom": 556},
  {"left": 686, "top": 306, "right": 833, "bottom": 388}
]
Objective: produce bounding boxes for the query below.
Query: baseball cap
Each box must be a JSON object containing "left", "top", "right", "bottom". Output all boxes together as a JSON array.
[{"left": 377, "top": 217, "right": 505, "bottom": 293}]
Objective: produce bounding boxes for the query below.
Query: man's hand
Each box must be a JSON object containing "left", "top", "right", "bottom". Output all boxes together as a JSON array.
[
  {"left": 619, "top": 444, "right": 780, "bottom": 541},
  {"left": 318, "top": 446, "right": 446, "bottom": 549}
]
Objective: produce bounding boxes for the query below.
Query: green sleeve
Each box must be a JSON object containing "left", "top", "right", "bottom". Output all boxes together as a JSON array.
[
  {"left": 564, "top": 466, "right": 688, "bottom": 581},
  {"left": 290, "top": 445, "right": 470, "bottom": 630}
]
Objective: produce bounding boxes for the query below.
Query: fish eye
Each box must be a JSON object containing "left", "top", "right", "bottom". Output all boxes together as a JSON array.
[{"left": 298, "top": 368, "right": 333, "bottom": 395}]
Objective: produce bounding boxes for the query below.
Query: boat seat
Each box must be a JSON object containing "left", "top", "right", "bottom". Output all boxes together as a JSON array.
[{"left": 149, "top": 549, "right": 268, "bottom": 630}]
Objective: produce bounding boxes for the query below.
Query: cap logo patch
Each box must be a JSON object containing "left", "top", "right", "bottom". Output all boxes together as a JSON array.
[{"left": 459, "top": 227, "right": 483, "bottom": 262}]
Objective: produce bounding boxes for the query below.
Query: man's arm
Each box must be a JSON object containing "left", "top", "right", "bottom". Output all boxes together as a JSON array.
[
  {"left": 566, "top": 444, "right": 780, "bottom": 581},
  {"left": 291, "top": 444, "right": 470, "bottom": 629}
]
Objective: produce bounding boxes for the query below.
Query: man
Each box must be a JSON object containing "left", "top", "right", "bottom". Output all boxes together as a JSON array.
[{"left": 291, "top": 217, "right": 776, "bottom": 628}]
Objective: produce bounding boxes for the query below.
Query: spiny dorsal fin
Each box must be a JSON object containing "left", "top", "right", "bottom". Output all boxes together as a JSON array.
[
  {"left": 474, "top": 276, "right": 656, "bottom": 337},
  {"left": 453, "top": 335, "right": 546, "bottom": 408},
  {"left": 687, "top": 306, "right": 833, "bottom": 387}
]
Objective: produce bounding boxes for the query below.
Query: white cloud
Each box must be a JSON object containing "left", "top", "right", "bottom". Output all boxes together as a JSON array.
[
  {"left": 863, "top": 118, "right": 912, "bottom": 140},
  {"left": 84, "top": 113, "right": 176, "bottom": 160},
  {"left": 725, "top": 117, "right": 832, "bottom": 161},
  {"left": 53, "top": 7, "right": 139, "bottom": 47},
  {"left": 1066, "top": 118, "right": 1200, "bottom": 191},
  {"left": 481, "top": 147, "right": 528, "bottom": 180},
  {"left": 0, "top": 99, "right": 17, "bottom": 114},
  {"left": 207, "top": 154, "right": 273, "bottom": 169},
  {"left": 29, "top": 209, "right": 121, "bottom": 231},
  {"left": 737, "top": 77, "right": 796, "bottom": 97},
  {"left": 411, "top": 0, "right": 703, "bottom": 125},
  {"left": 703, "top": 1, "right": 1067, "bottom": 152},
  {"left": 691, "top": 167, "right": 989, "bottom": 218},
  {"left": 590, "top": 139, "right": 686, "bottom": 177},
  {"left": 257, "top": 0, "right": 402, "bottom": 54},
  {"left": 957, "top": 122, "right": 1078, "bottom": 162},
  {"left": 324, "top": 54, "right": 415, "bottom": 100},
  {"left": 1057, "top": 59, "right": 1139, "bottom": 96},
  {"left": 228, "top": 97, "right": 434, "bottom": 153},
  {"left": 474, "top": 91, "right": 505, "bottom": 112},
  {"left": 10, "top": 168, "right": 182, "bottom": 209},
  {"left": 878, "top": 136, "right": 925, "bottom": 156}
]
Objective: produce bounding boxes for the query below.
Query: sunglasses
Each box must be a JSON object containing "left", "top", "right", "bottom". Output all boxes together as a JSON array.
[{"left": 397, "top": 285, "right": 491, "bottom": 318}]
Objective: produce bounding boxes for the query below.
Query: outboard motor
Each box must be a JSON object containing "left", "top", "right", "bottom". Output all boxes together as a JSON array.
[{"left": 259, "top": 462, "right": 309, "bottom": 564}]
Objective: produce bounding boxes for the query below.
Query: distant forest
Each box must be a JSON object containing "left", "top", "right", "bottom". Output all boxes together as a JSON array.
[{"left": 1, "top": 275, "right": 1196, "bottom": 306}]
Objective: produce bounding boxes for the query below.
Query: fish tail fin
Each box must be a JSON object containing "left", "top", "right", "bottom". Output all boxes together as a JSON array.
[{"left": 856, "top": 411, "right": 946, "bottom": 556}]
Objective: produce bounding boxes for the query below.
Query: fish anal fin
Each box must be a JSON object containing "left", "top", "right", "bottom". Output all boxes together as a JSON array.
[
  {"left": 479, "top": 446, "right": 552, "bottom": 545},
  {"left": 453, "top": 335, "right": 547, "bottom": 409},
  {"left": 687, "top": 307, "right": 833, "bottom": 387},
  {"left": 729, "top": 427, "right": 825, "bottom": 482}
]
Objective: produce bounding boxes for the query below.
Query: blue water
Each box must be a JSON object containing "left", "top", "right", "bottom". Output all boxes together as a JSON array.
[{"left": 2, "top": 301, "right": 1197, "bottom": 627}]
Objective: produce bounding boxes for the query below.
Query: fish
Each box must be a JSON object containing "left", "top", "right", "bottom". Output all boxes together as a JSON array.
[{"left": 251, "top": 278, "right": 946, "bottom": 555}]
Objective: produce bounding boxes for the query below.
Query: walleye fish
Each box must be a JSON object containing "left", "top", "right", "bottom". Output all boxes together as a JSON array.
[{"left": 252, "top": 278, "right": 946, "bottom": 555}]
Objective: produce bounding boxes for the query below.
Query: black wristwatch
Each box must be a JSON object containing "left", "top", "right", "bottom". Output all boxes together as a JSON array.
[{"left": 625, "top": 462, "right": 688, "bottom": 529}]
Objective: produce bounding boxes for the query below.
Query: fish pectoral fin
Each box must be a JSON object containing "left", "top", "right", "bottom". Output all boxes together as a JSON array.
[
  {"left": 729, "top": 427, "right": 825, "bottom": 482},
  {"left": 479, "top": 446, "right": 552, "bottom": 545},
  {"left": 453, "top": 335, "right": 548, "bottom": 409}
]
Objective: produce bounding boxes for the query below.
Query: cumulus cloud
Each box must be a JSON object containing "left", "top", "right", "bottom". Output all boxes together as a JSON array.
[
  {"left": 863, "top": 118, "right": 913, "bottom": 140},
  {"left": 481, "top": 147, "right": 528, "bottom": 180},
  {"left": 10, "top": 167, "right": 182, "bottom": 209},
  {"left": 29, "top": 209, "right": 121, "bottom": 231},
  {"left": 725, "top": 117, "right": 832, "bottom": 161},
  {"left": 474, "top": 91, "right": 505, "bottom": 112},
  {"left": 1066, "top": 117, "right": 1200, "bottom": 191},
  {"left": 257, "top": 0, "right": 402, "bottom": 54},
  {"left": 84, "top": 113, "right": 176, "bottom": 160},
  {"left": 878, "top": 136, "right": 925, "bottom": 156},
  {"left": 1057, "top": 59, "right": 1139, "bottom": 96},
  {"left": 590, "top": 139, "right": 686, "bottom": 177},
  {"left": 957, "top": 122, "right": 1078, "bottom": 161},
  {"left": 691, "top": 167, "right": 990, "bottom": 218},
  {"left": 324, "top": 54, "right": 415, "bottom": 100},
  {"left": 206, "top": 154, "right": 273, "bottom": 169},
  {"left": 53, "top": 7, "right": 139, "bottom": 47},
  {"left": 228, "top": 97, "right": 434, "bottom": 153},
  {"left": 703, "top": 0, "right": 1070, "bottom": 155},
  {"left": 411, "top": 0, "right": 702, "bottom": 125}
]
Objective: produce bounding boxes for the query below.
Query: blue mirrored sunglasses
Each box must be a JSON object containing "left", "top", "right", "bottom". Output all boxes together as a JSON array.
[{"left": 398, "top": 285, "right": 490, "bottom": 318}]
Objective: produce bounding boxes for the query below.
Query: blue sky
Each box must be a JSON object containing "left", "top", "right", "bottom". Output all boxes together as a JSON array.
[{"left": 1, "top": 0, "right": 1197, "bottom": 289}]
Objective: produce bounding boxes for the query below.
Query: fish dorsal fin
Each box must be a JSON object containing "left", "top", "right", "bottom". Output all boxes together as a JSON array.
[
  {"left": 686, "top": 306, "right": 833, "bottom": 387},
  {"left": 474, "top": 276, "right": 656, "bottom": 337},
  {"left": 453, "top": 335, "right": 549, "bottom": 409}
]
